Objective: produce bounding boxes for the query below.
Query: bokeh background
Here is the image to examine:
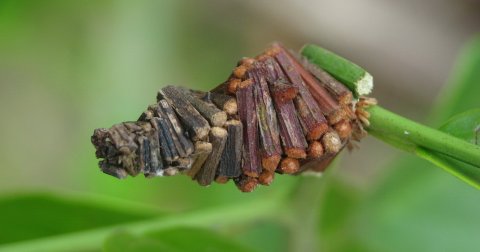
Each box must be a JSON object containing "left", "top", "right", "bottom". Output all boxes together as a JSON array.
[{"left": 1, "top": 0, "right": 479, "bottom": 251}]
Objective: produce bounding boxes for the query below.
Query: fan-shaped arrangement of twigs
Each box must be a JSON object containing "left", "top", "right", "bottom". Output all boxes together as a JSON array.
[{"left": 91, "top": 43, "right": 371, "bottom": 192}]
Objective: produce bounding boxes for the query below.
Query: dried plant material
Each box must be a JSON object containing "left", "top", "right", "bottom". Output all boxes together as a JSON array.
[
  {"left": 233, "top": 65, "right": 248, "bottom": 79},
  {"left": 234, "top": 175, "right": 258, "bottom": 193},
  {"left": 270, "top": 80, "right": 308, "bottom": 159},
  {"left": 269, "top": 81, "right": 298, "bottom": 104},
  {"left": 158, "top": 100, "right": 194, "bottom": 156},
  {"left": 270, "top": 44, "right": 328, "bottom": 140},
  {"left": 290, "top": 49, "right": 353, "bottom": 105},
  {"left": 152, "top": 117, "right": 179, "bottom": 163},
  {"left": 236, "top": 80, "right": 262, "bottom": 177},
  {"left": 209, "top": 92, "right": 238, "bottom": 115},
  {"left": 173, "top": 157, "right": 193, "bottom": 171},
  {"left": 195, "top": 127, "right": 228, "bottom": 186},
  {"left": 163, "top": 167, "right": 180, "bottom": 176},
  {"left": 279, "top": 45, "right": 347, "bottom": 125},
  {"left": 307, "top": 141, "right": 324, "bottom": 159},
  {"left": 249, "top": 63, "right": 282, "bottom": 172},
  {"left": 227, "top": 78, "right": 241, "bottom": 94},
  {"left": 277, "top": 158, "right": 300, "bottom": 174},
  {"left": 217, "top": 120, "right": 243, "bottom": 178},
  {"left": 258, "top": 170, "right": 275, "bottom": 186},
  {"left": 91, "top": 43, "right": 369, "bottom": 192},
  {"left": 185, "top": 141, "right": 212, "bottom": 177},
  {"left": 322, "top": 131, "right": 342, "bottom": 154},
  {"left": 334, "top": 120, "right": 353, "bottom": 140},
  {"left": 158, "top": 85, "right": 210, "bottom": 141},
  {"left": 215, "top": 176, "right": 229, "bottom": 184},
  {"left": 142, "top": 132, "right": 164, "bottom": 178},
  {"left": 177, "top": 87, "right": 227, "bottom": 127}
]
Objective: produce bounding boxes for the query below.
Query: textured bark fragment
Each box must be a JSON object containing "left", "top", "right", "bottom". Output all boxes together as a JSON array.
[
  {"left": 270, "top": 80, "right": 307, "bottom": 159},
  {"left": 236, "top": 80, "right": 262, "bottom": 177},
  {"left": 109, "top": 123, "right": 138, "bottom": 155},
  {"left": 185, "top": 141, "right": 212, "bottom": 177},
  {"left": 93, "top": 121, "right": 159, "bottom": 178},
  {"left": 248, "top": 64, "right": 282, "bottom": 172},
  {"left": 154, "top": 105, "right": 186, "bottom": 158},
  {"left": 269, "top": 81, "right": 298, "bottom": 104},
  {"left": 173, "top": 157, "right": 193, "bottom": 171},
  {"left": 152, "top": 117, "right": 179, "bottom": 163},
  {"left": 158, "top": 100, "right": 194, "bottom": 156},
  {"left": 291, "top": 50, "right": 353, "bottom": 105},
  {"left": 158, "top": 85, "right": 210, "bottom": 141},
  {"left": 294, "top": 95, "right": 329, "bottom": 140},
  {"left": 280, "top": 45, "right": 348, "bottom": 124},
  {"left": 217, "top": 120, "right": 243, "bottom": 178},
  {"left": 270, "top": 45, "right": 329, "bottom": 140},
  {"left": 172, "top": 87, "right": 227, "bottom": 127},
  {"left": 209, "top": 92, "right": 238, "bottom": 115},
  {"left": 144, "top": 130, "right": 164, "bottom": 177},
  {"left": 195, "top": 127, "right": 228, "bottom": 186}
]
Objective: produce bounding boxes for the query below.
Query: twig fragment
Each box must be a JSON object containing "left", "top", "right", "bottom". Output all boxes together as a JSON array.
[
  {"left": 158, "top": 85, "right": 211, "bottom": 141},
  {"left": 195, "top": 127, "right": 228, "bottom": 186}
]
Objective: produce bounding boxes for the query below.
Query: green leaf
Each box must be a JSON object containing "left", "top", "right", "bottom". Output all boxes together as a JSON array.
[
  {"left": 103, "top": 231, "right": 176, "bottom": 252},
  {"left": 232, "top": 221, "right": 290, "bottom": 252},
  {"left": 103, "top": 227, "right": 256, "bottom": 252},
  {"left": 416, "top": 109, "right": 480, "bottom": 188},
  {"left": 438, "top": 109, "right": 480, "bottom": 144},
  {"left": 0, "top": 193, "right": 159, "bottom": 245},
  {"left": 0, "top": 195, "right": 276, "bottom": 252},
  {"left": 430, "top": 35, "right": 480, "bottom": 124}
]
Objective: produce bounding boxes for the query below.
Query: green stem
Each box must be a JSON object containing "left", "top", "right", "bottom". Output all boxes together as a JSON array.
[
  {"left": 367, "top": 105, "right": 480, "bottom": 167},
  {"left": 0, "top": 199, "right": 278, "bottom": 252}
]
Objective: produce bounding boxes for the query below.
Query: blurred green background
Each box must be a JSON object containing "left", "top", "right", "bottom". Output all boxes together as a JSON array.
[{"left": 0, "top": 0, "right": 479, "bottom": 251}]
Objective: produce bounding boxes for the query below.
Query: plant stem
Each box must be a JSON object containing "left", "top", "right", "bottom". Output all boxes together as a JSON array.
[{"left": 366, "top": 105, "right": 480, "bottom": 167}]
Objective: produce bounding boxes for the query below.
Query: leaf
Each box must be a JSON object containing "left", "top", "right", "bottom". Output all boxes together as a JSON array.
[
  {"left": 0, "top": 195, "right": 276, "bottom": 252},
  {"left": 103, "top": 231, "right": 176, "bottom": 252},
  {"left": 231, "top": 221, "right": 291, "bottom": 252},
  {"left": 103, "top": 227, "right": 256, "bottom": 252},
  {"left": 430, "top": 35, "right": 480, "bottom": 124},
  {"left": 438, "top": 109, "right": 480, "bottom": 144},
  {"left": 416, "top": 109, "right": 480, "bottom": 188},
  {"left": 0, "top": 193, "right": 159, "bottom": 246}
]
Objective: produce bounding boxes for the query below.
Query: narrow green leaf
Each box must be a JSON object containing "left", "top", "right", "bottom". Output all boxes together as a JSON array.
[
  {"left": 416, "top": 109, "right": 480, "bottom": 188},
  {"left": 104, "top": 227, "right": 256, "bottom": 252},
  {"left": 430, "top": 35, "right": 480, "bottom": 124},
  {"left": 0, "top": 193, "right": 159, "bottom": 245},
  {"left": 231, "top": 221, "right": 290, "bottom": 252},
  {"left": 103, "top": 231, "right": 176, "bottom": 252},
  {"left": 438, "top": 109, "right": 480, "bottom": 143},
  {"left": 0, "top": 197, "right": 276, "bottom": 252}
]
